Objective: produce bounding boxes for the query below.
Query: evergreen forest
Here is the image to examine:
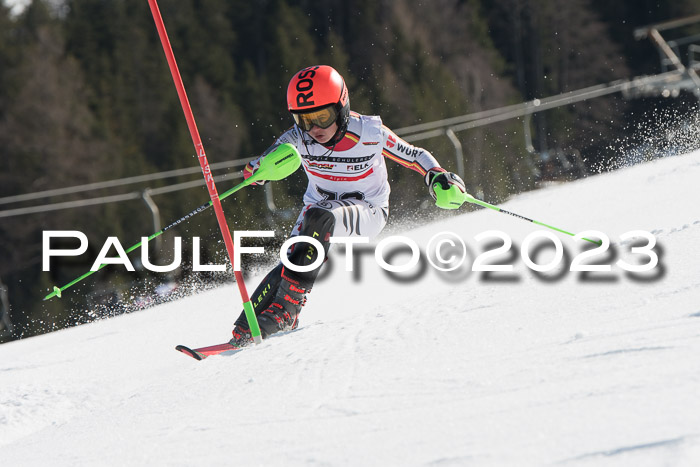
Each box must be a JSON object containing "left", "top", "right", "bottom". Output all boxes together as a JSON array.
[{"left": 1, "top": 0, "right": 699, "bottom": 341}]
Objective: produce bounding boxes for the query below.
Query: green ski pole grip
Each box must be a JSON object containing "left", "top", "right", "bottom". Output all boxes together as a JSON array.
[{"left": 433, "top": 183, "right": 468, "bottom": 209}]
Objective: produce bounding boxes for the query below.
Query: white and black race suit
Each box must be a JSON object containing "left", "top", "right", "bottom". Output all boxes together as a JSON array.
[{"left": 247, "top": 111, "right": 444, "bottom": 240}]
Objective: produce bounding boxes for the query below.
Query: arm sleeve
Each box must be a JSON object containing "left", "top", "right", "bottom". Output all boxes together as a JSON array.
[{"left": 380, "top": 125, "right": 446, "bottom": 184}]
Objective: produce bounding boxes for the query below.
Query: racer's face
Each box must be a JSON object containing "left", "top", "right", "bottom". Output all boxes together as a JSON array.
[{"left": 308, "top": 121, "right": 338, "bottom": 144}]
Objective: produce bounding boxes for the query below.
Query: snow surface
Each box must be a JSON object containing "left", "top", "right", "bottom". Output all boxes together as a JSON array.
[{"left": 2, "top": 151, "right": 700, "bottom": 466}]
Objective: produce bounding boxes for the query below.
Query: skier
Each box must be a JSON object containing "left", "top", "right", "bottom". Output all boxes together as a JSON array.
[{"left": 230, "top": 65, "right": 467, "bottom": 346}]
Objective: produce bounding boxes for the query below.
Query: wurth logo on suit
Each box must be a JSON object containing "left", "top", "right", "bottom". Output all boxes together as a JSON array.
[{"left": 396, "top": 143, "right": 422, "bottom": 158}]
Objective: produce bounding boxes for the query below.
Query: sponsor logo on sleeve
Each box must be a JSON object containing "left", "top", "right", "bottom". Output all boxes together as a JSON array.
[{"left": 397, "top": 142, "right": 422, "bottom": 158}]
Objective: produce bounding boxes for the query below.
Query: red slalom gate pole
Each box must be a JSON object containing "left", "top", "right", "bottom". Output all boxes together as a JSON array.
[{"left": 147, "top": 0, "right": 262, "bottom": 343}]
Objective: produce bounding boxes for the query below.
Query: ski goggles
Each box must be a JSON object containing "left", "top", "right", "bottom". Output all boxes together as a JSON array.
[{"left": 291, "top": 105, "right": 339, "bottom": 131}]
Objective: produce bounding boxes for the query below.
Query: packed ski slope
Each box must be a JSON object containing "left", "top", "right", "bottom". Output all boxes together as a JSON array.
[{"left": 2, "top": 150, "right": 700, "bottom": 466}]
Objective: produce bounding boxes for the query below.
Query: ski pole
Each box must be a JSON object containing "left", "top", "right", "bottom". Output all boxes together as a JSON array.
[
  {"left": 147, "top": 0, "right": 263, "bottom": 342},
  {"left": 463, "top": 195, "right": 601, "bottom": 245},
  {"left": 43, "top": 144, "right": 301, "bottom": 301},
  {"left": 433, "top": 185, "right": 601, "bottom": 245}
]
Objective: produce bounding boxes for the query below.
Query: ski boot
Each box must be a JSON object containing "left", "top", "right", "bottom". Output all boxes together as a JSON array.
[
  {"left": 257, "top": 277, "right": 308, "bottom": 337},
  {"left": 230, "top": 324, "right": 253, "bottom": 347}
]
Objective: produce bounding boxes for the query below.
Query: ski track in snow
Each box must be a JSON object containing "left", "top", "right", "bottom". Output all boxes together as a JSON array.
[{"left": 2, "top": 151, "right": 700, "bottom": 466}]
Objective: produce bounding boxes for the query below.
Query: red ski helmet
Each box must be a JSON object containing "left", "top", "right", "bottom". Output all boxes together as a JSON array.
[{"left": 287, "top": 65, "right": 350, "bottom": 143}]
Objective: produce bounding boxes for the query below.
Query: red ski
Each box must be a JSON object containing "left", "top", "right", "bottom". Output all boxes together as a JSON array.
[{"left": 175, "top": 342, "right": 243, "bottom": 360}]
